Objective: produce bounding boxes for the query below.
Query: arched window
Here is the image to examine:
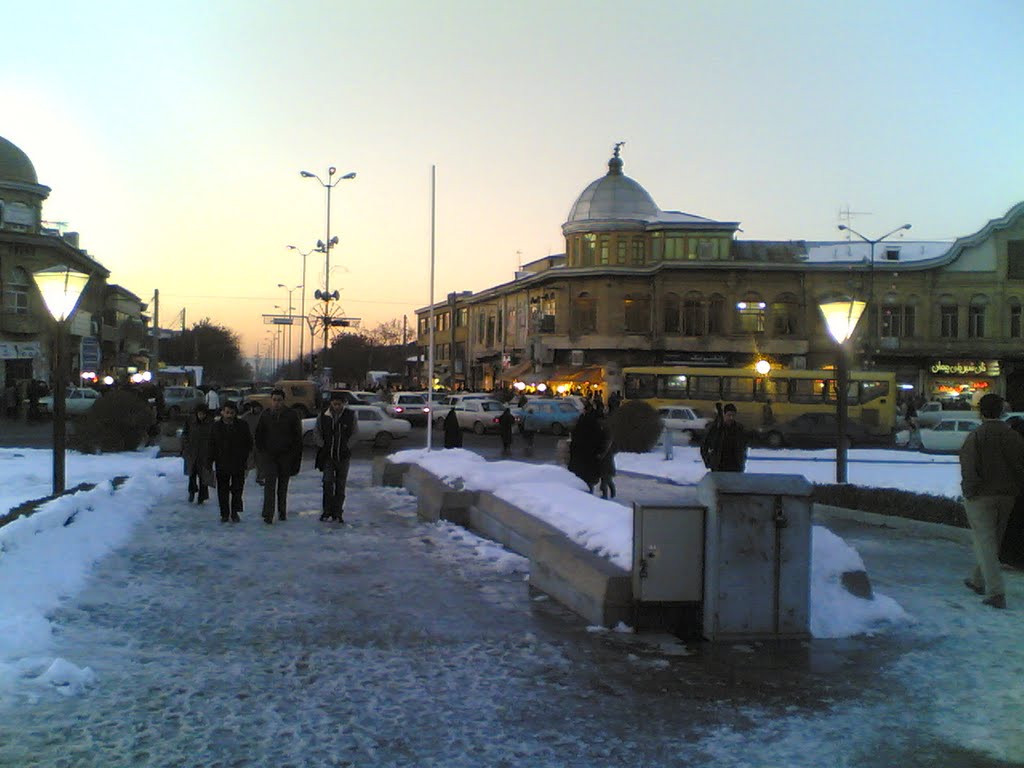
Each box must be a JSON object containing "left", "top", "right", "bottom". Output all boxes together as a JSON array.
[
  {"left": 624, "top": 293, "right": 651, "bottom": 333},
  {"left": 735, "top": 292, "right": 766, "bottom": 334},
  {"left": 881, "top": 292, "right": 917, "bottom": 339},
  {"left": 939, "top": 294, "right": 958, "bottom": 338},
  {"left": 3, "top": 266, "right": 30, "bottom": 315},
  {"left": 682, "top": 291, "right": 704, "bottom": 336},
  {"left": 770, "top": 293, "right": 799, "bottom": 336},
  {"left": 1010, "top": 297, "right": 1022, "bottom": 339},
  {"left": 707, "top": 293, "right": 725, "bottom": 335},
  {"left": 571, "top": 291, "right": 597, "bottom": 334},
  {"left": 663, "top": 292, "right": 681, "bottom": 334},
  {"left": 968, "top": 294, "right": 988, "bottom": 339}
]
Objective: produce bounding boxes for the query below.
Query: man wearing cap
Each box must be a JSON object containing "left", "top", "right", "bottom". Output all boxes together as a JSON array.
[
  {"left": 315, "top": 391, "right": 358, "bottom": 523},
  {"left": 700, "top": 402, "right": 748, "bottom": 472}
]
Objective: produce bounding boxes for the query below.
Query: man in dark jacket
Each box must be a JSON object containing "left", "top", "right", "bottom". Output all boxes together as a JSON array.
[
  {"left": 254, "top": 389, "right": 303, "bottom": 524},
  {"left": 210, "top": 401, "right": 254, "bottom": 523},
  {"left": 315, "top": 391, "right": 357, "bottom": 523},
  {"left": 959, "top": 393, "right": 1024, "bottom": 609},
  {"left": 700, "top": 403, "right": 747, "bottom": 472}
]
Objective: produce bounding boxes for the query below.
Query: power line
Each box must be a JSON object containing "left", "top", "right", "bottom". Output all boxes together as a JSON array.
[{"left": 161, "top": 293, "right": 412, "bottom": 306}]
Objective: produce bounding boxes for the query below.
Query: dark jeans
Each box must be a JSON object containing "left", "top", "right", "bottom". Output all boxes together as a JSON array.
[
  {"left": 321, "top": 456, "right": 351, "bottom": 519},
  {"left": 261, "top": 454, "right": 292, "bottom": 520},
  {"left": 188, "top": 470, "right": 210, "bottom": 503},
  {"left": 216, "top": 471, "right": 246, "bottom": 519}
]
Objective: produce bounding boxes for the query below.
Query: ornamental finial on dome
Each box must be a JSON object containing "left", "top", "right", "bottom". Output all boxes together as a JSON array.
[{"left": 608, "top": 141, "right": 625, "bottom": 175}]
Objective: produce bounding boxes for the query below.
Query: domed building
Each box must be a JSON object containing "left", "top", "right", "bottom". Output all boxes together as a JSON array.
[
  {"left": 416, "top": 145, "right": 1024, "bottom": 415},
  {"left": 0, "top": 135, "right": 51, "bottom": 235}
]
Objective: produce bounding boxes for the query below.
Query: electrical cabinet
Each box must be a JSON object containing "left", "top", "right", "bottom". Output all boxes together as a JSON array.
[{"left": 632, "top": 504, "right": 705, "bottom": 603}]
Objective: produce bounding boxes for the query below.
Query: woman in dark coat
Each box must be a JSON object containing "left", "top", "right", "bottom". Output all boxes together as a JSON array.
[
  {"left": 568, "top": 405, "right": 603, "bottom": 493},
  {"left": 498, "top": 407, "right": 515, "bottom": 456},
  {"left": 443, "top": 407, "right": 463, "bottom": 449},
  {"left": 182, "top": 405, "right": 214, "bottom": 504}
]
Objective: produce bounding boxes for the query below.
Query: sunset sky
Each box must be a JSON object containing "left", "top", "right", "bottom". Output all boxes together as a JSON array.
[{"left": 3, "top": 0, "right": 1022, "bottom": 358}]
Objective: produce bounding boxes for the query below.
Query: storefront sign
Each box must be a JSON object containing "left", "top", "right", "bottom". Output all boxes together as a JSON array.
[
  {"left": 664, "top": 352, "right": 729, "bottom": 366},
  {"left": 929, "top": 360, "right": 1000, "bottom": 376},
  {"left": 0, "top": 341, "right": 41, "bottom": 360}
]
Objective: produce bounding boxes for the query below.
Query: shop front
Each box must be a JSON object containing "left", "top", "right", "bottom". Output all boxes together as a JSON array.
[{"left": 924, "top": 359, "right": 1001, "bottom": 407}]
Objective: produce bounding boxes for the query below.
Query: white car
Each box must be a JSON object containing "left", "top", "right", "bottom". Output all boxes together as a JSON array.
[
  {"left": 38, "top": 386, "right": 102, "bottom": 416},
  {"left": 301, "top": 405, "right": 412, "bottom": 450},
  {"left": 384, "top": 392, "right": 431, "bottom": 426},
  {"left": 450, "top": 399, "right": 519, "bottom": 435},
  {"left": 429, "top": 392, "right": 496, "bottom": 426},
  {"left": 896, "top": 417, "right": 982, "bottom": 452},
  {"left": 657, "top": 406, "right": 710, "bottom": 444}
]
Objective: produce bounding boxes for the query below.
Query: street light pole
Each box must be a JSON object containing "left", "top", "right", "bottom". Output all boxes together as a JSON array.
[
  {"left": 286, "top": 245, "right": 315, "bottom": 375},
  {"left": 276, "top": 284, "right": 302, "bottom": 377},
  {"left": 31, "top": 265, "right": 91, "bottom": 495},
  {"left": 837, "top": 223, "right": 911, "bottom": 362},
  {"left": 300, "top": 167, "right": 356, "bottom": 373},
  {"left": 819, "top": 297, "right": 867, "bottom": 483}
]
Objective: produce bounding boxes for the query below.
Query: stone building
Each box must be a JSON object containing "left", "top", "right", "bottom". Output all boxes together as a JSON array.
[
  {"left": 0, "top": 136, "right": 148, "bottom": 391},
  {"left": 417, "top": 146, "right": 1024, "bottom": 407}
]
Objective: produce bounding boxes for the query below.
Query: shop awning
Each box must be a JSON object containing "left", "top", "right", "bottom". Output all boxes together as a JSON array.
[{"left": 551, "top": 366, "right": 604, "bottom": 384}]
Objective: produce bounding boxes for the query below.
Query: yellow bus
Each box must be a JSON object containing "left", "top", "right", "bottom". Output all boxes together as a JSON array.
[{"left": 622, "top": 365, "right": 897, "bottom": 439}]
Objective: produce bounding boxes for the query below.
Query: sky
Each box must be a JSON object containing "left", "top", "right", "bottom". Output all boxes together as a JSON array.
[
  {"left": 3, "top": 1, "right": 1023, "bottom": 358},
  {"left": 3, "top": 442, "right": 1023, "bottom": 763}
]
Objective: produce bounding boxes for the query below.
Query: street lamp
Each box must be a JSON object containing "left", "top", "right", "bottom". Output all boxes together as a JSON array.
[
  {"left": 276, "top": 284, "right": 302, "bottom": 377},
  {"left": 286, "top": 245, "right": 315, "bottom": 374},
  {"left": 819, "top": 296, "right": 867, "bottom": 484},
  {"left": 300, "top": 166, "right": 356, "bottom": 369},
  {"left": 837, "top": 223, "right": 911, "bottom": 361},
  {"left": 31, "top": 264, "right": 91, "bottom": 495}
]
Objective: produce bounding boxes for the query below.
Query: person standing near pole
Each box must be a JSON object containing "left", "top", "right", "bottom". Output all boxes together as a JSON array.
[
  {"left": 959, "top": 393, "right": 1024, "bottom": 609},
  {"left": 315, "top": 391, "right": 357, "bottom": 523},
  {"left": 254, "top": 389, "right": 303, "bottom": 525},
  {"left": 210, "top": 401, "right": 253, "bottom": 523}
]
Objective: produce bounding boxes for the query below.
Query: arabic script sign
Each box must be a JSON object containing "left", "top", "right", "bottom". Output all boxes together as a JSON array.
[{"left": 929, "top": 360, "right": 999, "bottom": 376}]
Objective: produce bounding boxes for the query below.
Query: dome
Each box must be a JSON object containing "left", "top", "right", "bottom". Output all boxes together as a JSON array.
[
  {"left": 565, "top": 147, "right": 659, "bottom": 225},
  {"left": 0, "top": 136, "right": 39, "bottom": 185}
]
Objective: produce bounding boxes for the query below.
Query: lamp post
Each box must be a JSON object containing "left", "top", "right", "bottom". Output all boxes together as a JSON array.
[
  {"left": 31, "top": 265, "right": 91, "bottom": 495},
  {"left": 837, "top": 223, "right": 911, "bottom": 361},
  {"left": 276, "top": 284, "right": 302, "bottom": 377},
  {"left": 286, "top": 245, "right": 315, "bottom": 375},
  {"left": 300, "top": 166, "right": 356, "bottom": 367},
  {"left": 819, "top": 297, "right": 867, "bottom": 483}
]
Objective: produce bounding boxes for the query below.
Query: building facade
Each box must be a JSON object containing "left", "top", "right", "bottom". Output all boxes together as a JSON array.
[
  {"left": 0, "top": 136, "right": 148, "bottom": 392},
  {"left": 417, "top": 147, "right": 1024, "bottom": 408}
]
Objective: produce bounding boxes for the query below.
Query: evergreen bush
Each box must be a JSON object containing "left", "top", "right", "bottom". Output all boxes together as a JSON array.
[
  {"left": 72, "top": 389, "right": 156, "bottom": 453},
  {"left": 609, "top": 400, "right": 662, "bottom": 454},
  {"left": 813, "top": 484, "right": 967, "bottom": 528}
]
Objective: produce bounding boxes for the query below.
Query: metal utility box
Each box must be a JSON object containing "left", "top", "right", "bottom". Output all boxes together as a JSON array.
[
  {"left": 697, "top": 473, "right": 813, "bottom": 642},
  {"left": 632, "top": 504, "right": 706, "bottom": 604}
]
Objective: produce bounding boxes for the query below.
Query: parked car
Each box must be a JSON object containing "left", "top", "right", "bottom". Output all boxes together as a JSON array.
[
  {"left": 761, "top": 412, "right": 876, "bottom": 448},
  {"left": 896, "top": 417, "right": 982, "bottom": 453},
  {"left": 520, "top": 398, "right": 581, "bottom": 436},
  {"left": 657, "top": 406, "right": 710, "bottom": 444},
  {"left": 429, "top": 392, "right": 499, "bottom": 425},
  {"left": 38, "top": 386, "right": 101, "bottom": 417},
  {"left": 301, "top": 404, "right": 412, "bottom": 450},
  {"left": 162, "top": 386, "right": 206, "bottom": 417},
  {"left": 216, "top": 387, "right": 245, "bottom": 406},
  {"left": 448, "top": 398, "right": 518, "bottom": 435},
  {"left": 916, "top": 402, "right": 975, "bottom": 428},
  {"left": 384, "top": 392, "right": 431, "bottom": 426},
  {"left": 243, "top": 380, "right": 320, "bottom": 417}
]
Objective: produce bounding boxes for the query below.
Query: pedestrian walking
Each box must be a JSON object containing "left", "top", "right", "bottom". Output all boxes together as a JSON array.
[
  {"left": 568, "top": 403, "right": 603, "bottom": 493},
  {"left": 254, "top": 389, "right": 303, "bottom": 524},
  {"left": 959, "top": 393, "right": 1024, "bottom": 609},
  {"left": 210, "top": 401, "right": 253, "bottom": 523},
  {"left": 498, "top": 406, "right": 515, "bottom": 456},
  {"left": 1001, "top": 416, "right": 1024, "bottom": 568},
  {"left": 700, "top": 402, "right": 748, "bottom": 472},
  {"left": 205, "top": 386, "right": 220, "bottom": 412},
  {"left": 314, "top": 391, "right": 357, "bottom": 523},
  {"left": 181, "top": 405, "right": 215, "bottom": 504},
  {"left": 598, "top": 411, "right": 617, "bottom": 499},
  {"left": 443, "top": 408, "right": 462, "bottom": 449}
]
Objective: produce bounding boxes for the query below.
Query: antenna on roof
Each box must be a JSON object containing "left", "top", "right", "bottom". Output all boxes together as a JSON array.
[
  {"left": 516, "top": 249, "right": 523, "bottom": 271},
  {"left": 837, "top": 204, "right": 872, "bottom": 236}
]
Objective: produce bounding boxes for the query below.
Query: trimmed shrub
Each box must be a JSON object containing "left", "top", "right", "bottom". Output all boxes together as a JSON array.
[
  {"left": 813, "top": 483, "right": 967, "bottom": 528},
  {"left": 610, "top": 400, "right": 662, "bottom": 454},
  {"left": 72, "top": 390, "right": 156, "bottom": 453}
]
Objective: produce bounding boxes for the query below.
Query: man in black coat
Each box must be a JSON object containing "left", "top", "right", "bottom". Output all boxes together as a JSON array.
[
  {"left": 315, "top": 391, "right": 357, "bottom": 523},
  {"left": 700, "top": 403, "right": 747, "bottom": 472},
  {"left": 210, "top": 401, "right": 254, "bottom": 523},
  {"left": 254, "top": 389, "right": 303, "bottom": 524}
]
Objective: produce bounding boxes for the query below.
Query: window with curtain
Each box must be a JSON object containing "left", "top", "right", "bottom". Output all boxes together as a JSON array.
[
  {"left": 663, "top": 292, "right": 681, "bottom": 333},
  {"left": 571, "top": 292, "right": 597, "bottom": 334},
  {"left": 735, "top": 293, "right": 766, "bottom": 334},
  {"left": 770, "top": 293, "right": 799, "bottom": 336},
  {"left": 968, "top": 295, "right": 988, "bottom": 338},
  {"left": 707, "top": 294, "right": 725, "bottom": 335},
  {"left": 682, "top": 292, "right": 704, "bottom": 336},
  {"left": 939, "top": 296, "right": 958, "bottom": 338}
]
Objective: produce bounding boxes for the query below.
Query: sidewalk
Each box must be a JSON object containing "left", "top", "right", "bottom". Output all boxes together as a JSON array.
[{"left": 1, "top": 460, "right": 1021, "bottom": 767}]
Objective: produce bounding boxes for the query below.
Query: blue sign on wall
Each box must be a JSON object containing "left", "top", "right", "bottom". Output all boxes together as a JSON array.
[{"left": 80, "top": 337, "right": 101, "bottom": 369}]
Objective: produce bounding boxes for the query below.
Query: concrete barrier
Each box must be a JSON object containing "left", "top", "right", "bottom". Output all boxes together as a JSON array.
[
  {"left": 403, "top": 464, "right": 477, "bottom": 525},
  {"left": 467, "top": 492, "right": 565, "bottom": 559},
  {"left": 530, "top": 534, "right": 632, "bottom": 627},
  {"left": 373, "top": 455, "right": 410, "bottom": 487}
]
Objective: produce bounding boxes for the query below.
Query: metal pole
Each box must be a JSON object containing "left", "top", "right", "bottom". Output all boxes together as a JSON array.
[
  {"left": 836, "top": 343, "right": 849, "bottom": 484},
  {"left": 300, "top": 251, "right": 307, "bottom": 374},
  {"left": 53, "top": 320, "right": 67, "bottom": 494},
  {"left": 427, "top": 164, "right": 436, "bottom": 450},
  {"left": 324, "top": 171, "right": 333, "bottom": 359}
]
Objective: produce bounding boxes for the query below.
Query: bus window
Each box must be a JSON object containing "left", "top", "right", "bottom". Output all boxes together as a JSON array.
[
  {"left": 721, "top": 376, "right": 755, "bottom": 402},
  {"left": 690, "top": 375, "right": 721, "bottom": 400},
  {"left": 663, "top": 374, "right": 688, "bottom": 399},
  {"left": 859, "top": 380, "right": 890, "bottom": 404},
  {"left": 624, "top": 373, "right": 658, "bottom": 399},
  {"left": 763, "top": 377, "right": 788, "bottom": 403},
  {"left": 790, "top": 378, "right": 827, "bottom": 404},
  {"left": 824, "top": 378, "right": 857, "bottom": 404}
]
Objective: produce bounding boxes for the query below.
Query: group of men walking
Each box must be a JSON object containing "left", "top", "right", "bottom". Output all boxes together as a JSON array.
[{"left": 180, "top": 389, "right": 354, "bottom": 525}]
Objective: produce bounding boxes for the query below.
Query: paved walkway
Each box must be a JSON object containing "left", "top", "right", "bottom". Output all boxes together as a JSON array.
[{"left": 1, "top": 460, "right": 1021, "bottom": 767}]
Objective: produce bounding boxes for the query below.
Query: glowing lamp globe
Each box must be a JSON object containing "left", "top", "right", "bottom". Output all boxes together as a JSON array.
[{"left": 32, "top": 265, "right": 90, "bottom": 322}]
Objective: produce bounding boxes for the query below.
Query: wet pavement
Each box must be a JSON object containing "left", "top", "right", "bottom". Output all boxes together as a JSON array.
[{"left": 1, "top": 445, "right": 1022, "bottom": 766}]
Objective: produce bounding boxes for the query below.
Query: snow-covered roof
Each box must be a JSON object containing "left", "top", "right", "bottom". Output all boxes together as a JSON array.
[{"left": 802, "top": 240, "right": 952, "bottom": 265}]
